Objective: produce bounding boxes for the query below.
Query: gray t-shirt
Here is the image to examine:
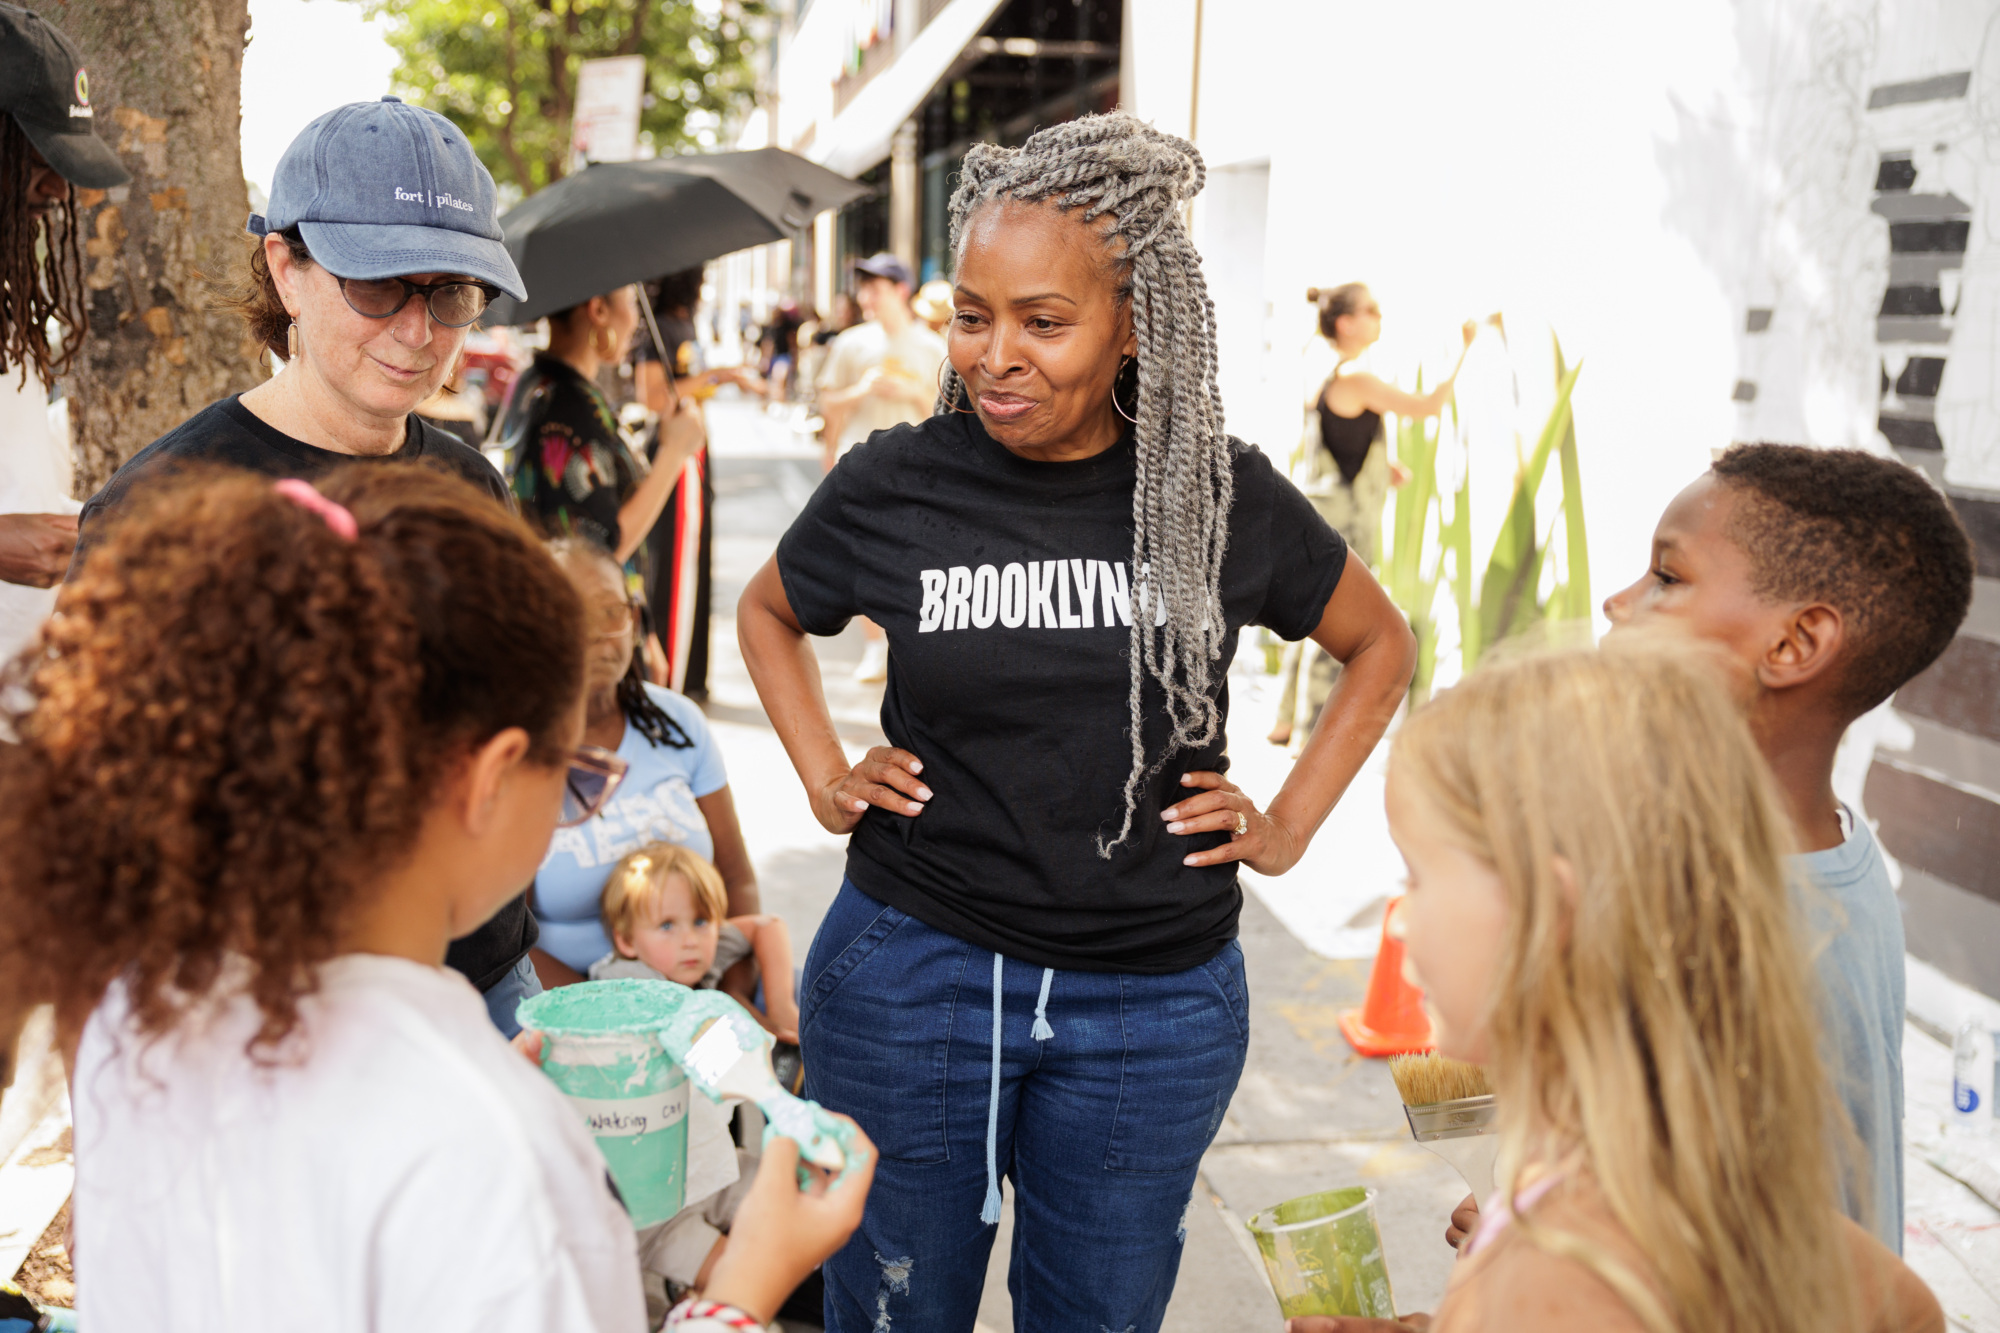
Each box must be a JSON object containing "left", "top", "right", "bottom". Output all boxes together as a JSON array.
[
  {"left": 587, "top": 921, "right": 753, "bottom": 991},
  {"left": 1793, "top": 805, "right": 1904, "bottom": 1254}
]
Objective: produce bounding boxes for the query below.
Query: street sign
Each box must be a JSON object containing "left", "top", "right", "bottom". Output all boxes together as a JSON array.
[{"left": 570, "top": 55, "right": 646, "bottom": 168}]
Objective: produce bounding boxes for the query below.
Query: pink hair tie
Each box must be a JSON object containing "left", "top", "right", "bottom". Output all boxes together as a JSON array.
[{"left": 272, "top": 478, "right": 359, "bottom": 542}]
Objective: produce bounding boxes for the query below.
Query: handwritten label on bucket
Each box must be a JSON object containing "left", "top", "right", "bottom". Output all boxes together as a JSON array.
[{"left": 570, "top": 1085, "right": 689, "bottom": 1139}]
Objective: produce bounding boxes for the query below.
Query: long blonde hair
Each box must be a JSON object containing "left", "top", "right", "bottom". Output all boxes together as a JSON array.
[{"left": 1392, "top": 643, "right": 1854, "bottom": 1333}]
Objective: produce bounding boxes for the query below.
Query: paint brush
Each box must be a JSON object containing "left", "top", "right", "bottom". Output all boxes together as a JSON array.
[
  {"left": 1389, "top": 1053, "right": 1497, "bottom": 1212},
  {"left": 654, "top": 992, "right": 861, "bottom": 1182}
]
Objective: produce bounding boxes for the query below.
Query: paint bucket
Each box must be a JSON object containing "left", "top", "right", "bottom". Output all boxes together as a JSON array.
[
  {"left": 1245, "top": 1186, "right": 1396, "bottom": 1319},
  {"left": 518, "top": 981, "right": 691, "bottom": 1227}
]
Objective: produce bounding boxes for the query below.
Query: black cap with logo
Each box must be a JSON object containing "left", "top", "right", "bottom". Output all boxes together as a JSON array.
[{"left": 0, "top": 2, "right": 130, "bottom": 188}]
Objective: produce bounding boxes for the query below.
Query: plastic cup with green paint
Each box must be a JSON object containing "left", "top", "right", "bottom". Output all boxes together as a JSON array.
[
  {"left": 519, "top": 993, "right": 691, "bottom": 1228},
  {"left": 1245, "top": 1186, "right": 1397, "bottom": 1320}
]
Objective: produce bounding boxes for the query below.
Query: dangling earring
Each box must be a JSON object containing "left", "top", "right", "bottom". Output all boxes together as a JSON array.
[
  {"left": 936, "top": 359, "right": 977, "bottom": 414},
  {"left": 1113, "top": 355, "right": 1140, "bottom": 424},
  {"left": 286, "top": 320, "right": 302, "bottom": 364},
  {"left": 594, "top": 323, "right": 618, "bottom": 362}
]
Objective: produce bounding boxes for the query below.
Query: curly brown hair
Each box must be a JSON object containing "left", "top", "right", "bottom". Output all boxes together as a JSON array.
[
  {"left": 224, "top": 225, "right": 313, "bottom": 364},
  {"left": 0, "top": 463, "right": 584, "bottom": 1053}
]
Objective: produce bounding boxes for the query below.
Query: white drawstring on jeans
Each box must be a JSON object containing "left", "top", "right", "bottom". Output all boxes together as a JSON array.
[
  {"left": 1032, "top": 967, "right": 1055, "bottom": 1041},
  {"left": 982, "top": 956, "right": 1059, "bottom": 1225},
  {"left": 982, "top": 953, "right": 1004, "bottom": 1224}
]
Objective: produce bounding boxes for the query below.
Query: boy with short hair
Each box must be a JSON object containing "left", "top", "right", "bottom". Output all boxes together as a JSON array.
[{"left": 1604, "top": 442, "right": 1975, "bottom": 1252}]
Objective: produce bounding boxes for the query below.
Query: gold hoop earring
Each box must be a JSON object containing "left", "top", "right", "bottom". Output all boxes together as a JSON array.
[
  {"left": 936, "top": 359, "right": 978, "bottom": 415},
  {"left": 594, "top": 324, "right": 618, "bottom": 362},
  {"left": 286, "top": 320, "right": 302, "bottom": 364},
  {"left": 1113, "top": 355, "right": 1139, "bottom": 424}
]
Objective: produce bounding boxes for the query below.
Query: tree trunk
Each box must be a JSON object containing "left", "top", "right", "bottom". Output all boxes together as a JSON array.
[{"left": 21, "top": 0, "right": 258, "bottom": 499}]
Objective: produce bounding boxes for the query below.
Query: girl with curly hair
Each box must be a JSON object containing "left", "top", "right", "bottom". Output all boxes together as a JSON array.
[{"left": 0, "top": 463, "right": 876, "bottom": 1330}]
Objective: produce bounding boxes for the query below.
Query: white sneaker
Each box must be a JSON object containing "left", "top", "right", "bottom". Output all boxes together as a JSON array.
[{"left": 853, "top": 640, "right": 888, "bottom": 683}]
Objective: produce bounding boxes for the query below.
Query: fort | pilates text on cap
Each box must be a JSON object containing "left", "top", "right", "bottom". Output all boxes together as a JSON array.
[
  {"left": 392, "top": 185, "right": 476, "bottom": 213},
  {"left": 69, "top": 68, "right": 91, "bottom": 119}
]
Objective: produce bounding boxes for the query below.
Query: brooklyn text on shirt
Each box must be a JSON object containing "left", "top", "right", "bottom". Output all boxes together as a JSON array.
[{"left": 917, "top": 559, "right": 1169, "bottom": 632}]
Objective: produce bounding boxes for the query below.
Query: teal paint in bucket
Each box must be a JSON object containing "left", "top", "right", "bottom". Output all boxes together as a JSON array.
[{"left": 518, "top": 982, "right": 691, "bottom": 1227}]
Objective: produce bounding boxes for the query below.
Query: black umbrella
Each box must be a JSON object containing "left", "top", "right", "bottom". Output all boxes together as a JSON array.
[{"left": 483, "top": 148, "right": 871, "bottom": 328}]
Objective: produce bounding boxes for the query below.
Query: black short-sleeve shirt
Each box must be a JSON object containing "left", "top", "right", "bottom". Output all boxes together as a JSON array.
[
  {"left": 72, "top": 394, "right": 509, "bottom": 572},
  {"left": 70, "top": 392, "right": 530, "bottom": 992},
  {"left": 775, "top": 411, "right": 1347, "bottom": 973}
]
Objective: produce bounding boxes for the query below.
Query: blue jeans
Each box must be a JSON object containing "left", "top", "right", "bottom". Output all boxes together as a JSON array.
[
  {"left": 481, "top": 953, "right": 543, "bottom": 1039},
  {"left": 801, "top": 881, "right": 1249, "bottom": 1333}
]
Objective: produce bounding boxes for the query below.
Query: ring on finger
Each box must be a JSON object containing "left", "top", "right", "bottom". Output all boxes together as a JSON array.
[{"left": 1234, "top": 812, "right": 1249, "bottom": 837}]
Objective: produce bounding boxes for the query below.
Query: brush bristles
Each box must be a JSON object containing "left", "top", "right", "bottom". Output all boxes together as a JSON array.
[{"left": 1389, "top": 1052, "right": 1491, "bottom": 1107}]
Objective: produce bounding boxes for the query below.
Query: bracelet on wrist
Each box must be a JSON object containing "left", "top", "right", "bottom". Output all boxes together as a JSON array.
[{"left": 665, "top": 1297, "right": 764, "bottom": 1331}]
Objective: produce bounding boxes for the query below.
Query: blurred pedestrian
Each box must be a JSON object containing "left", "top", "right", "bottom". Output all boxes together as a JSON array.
[
  {"left": 1269, "top": 282, "right": 1474, "bottom": 744},
  {"left": 499, "top": 281, "right": 705, "bottom": 660},
  {"left": 67, "top": 97, "right": 560, "bottom": 1032},
  {"left": 634, "top": 268, "right": 759, "bottom": 699},
  {"left": 527, "top": 540, "right": 760, "bottom": 989},
  {"left": 813, "top": 253, "right": 947, "bottom": 682},
  {"left": 739, "top": 113, "right": 1414, "bottom": 1333},
  {"left": 0, "top": 5, "right": 128, "bottom": 627}
]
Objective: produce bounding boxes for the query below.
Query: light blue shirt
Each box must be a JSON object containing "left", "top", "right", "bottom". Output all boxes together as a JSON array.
[
  {"left": 1793, "top": 806, "right": 1904, "bottom": 1254},
  {"left": 532, "top": 684, "right": 728, "bottom": 971}
]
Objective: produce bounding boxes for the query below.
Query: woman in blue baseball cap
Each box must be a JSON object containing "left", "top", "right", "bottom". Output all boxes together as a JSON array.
[
  {"left": 72, "top": 97, "right": 528, "bottom": 562},
  {"left": 68, "top": 98, "right": 551, "bottom": 1035}
]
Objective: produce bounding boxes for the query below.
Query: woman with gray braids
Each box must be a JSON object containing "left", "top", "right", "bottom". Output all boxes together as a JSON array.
[{"left": 740, "top": 112, "right": 1414, "bottom": 1331}]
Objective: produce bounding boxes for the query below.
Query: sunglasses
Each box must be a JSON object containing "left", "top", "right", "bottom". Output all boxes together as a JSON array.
[
  {"left": 336, "top": 275, "right": 499, "bottom": 328},
  {"left": 559, "top": 745, "right": 629, "bottom": 827}
]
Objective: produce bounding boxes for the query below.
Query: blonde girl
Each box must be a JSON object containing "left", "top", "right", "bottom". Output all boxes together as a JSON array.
[{"left": 1301, "top": 645, "right": 1939, "bottom": 1333}]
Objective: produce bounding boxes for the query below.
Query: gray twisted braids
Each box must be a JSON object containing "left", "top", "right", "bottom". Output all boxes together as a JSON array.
[{"left": 939, "top": 112, "right": 1232, "bottom": 857}]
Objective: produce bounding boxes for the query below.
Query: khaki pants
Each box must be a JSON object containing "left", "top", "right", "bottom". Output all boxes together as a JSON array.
[{"left": 1274, "top": 442, "right": 1389, "bottom": 736}]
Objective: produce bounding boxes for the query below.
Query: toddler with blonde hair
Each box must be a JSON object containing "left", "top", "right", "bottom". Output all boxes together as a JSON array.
[{"left": 1299, "top": 645, "right": 1940, "bottom": 1333}]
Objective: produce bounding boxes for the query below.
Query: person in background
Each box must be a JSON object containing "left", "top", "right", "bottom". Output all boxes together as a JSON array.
[
  {"left": 812, "top": 253, "right": 947, "bottom": 684},
  {"left": 759, "top": 299, "right": 808, "bottom": 408},
  {"left": 591, "top": 842, "right": 799, "bottom": 1043},
  {"left": 0, "top": 0, "right": 131, "bottom": 1111},
  {"left": 64, "top": 97, "right": 560, "bottom": 1034},
  {"left": 589, "top": 842, "right": 799, "bottom": 1320},
  {"left": 1300, "top": 646, "right": 1940, "bottom": 1333},
  {"left": 528, "top": 540, "right": 761, "bottom": 989},
  {"left": 912, "top": 279, "right": 955, "bottom": 336},
  {"left": 1269, "top": 282, "right": 1475, "bottom": 745},
  {"left": 633, "top": 268, "right": 759, "bottom": 700},
  {"left": 500, "top": 282, "right": 705, "bottom": 609},
  {"left": 0, "top": 6, "right": 129, "bottom": 632}
]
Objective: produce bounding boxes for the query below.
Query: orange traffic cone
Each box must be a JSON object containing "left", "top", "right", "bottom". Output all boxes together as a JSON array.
[{"left": 1338, "top": 896, "right": 1435, "bottom": 1058}]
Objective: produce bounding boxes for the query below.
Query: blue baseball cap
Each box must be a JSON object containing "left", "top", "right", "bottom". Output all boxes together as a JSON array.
[{"left": 248, "top": 97, "right": 526, "bottom": 301}]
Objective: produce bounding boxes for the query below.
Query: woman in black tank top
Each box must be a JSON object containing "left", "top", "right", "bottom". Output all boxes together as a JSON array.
[{"left": 1270, "top": 284, "right": 1477, "bottom": 744}]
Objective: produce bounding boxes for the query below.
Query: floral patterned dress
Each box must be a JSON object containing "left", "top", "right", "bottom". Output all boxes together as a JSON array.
[{"left": 502, "top": 352, "right": 650, "bottom": 597}]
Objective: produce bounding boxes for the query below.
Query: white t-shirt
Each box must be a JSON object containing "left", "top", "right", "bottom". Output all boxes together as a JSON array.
[
  {"left": 817, "top": 319, "right": 948, "bottom": 454},
  {"left": 0, "top": 370, "right": 80, "bottom": 661},
  {"left": 72, "top": 954, "right": 647, "bottom": 1333}
]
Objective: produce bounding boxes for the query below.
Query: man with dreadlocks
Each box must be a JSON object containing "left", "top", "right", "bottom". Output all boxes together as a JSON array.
[
  {"left": 741, "top": 112, "right": 1415, "bottom": 1330},
  {"left": 0, "top": 5, "right": 128, "bottom": 631}
]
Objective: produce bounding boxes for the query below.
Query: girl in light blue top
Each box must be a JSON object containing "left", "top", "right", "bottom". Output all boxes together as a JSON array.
[{"left": 529, "top": 540, "right": 760, "bottom": 981}]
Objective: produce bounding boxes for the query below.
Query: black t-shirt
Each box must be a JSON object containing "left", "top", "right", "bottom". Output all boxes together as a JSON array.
[
  {"left": 73, "top": 394, "right": 509, "bottom": 569},
  {"left": 71, "top": 393, "right": 533, "bottom": 991},
  {"left": 776, "top": 412, "right": 1347, "bottom": 973}
]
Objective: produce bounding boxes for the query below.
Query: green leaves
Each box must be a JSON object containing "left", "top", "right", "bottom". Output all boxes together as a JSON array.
[
  {"left": 1381, "top": 335, "right": 1589, "bottom": 706},
  {"left": 343, "top": 0, "right": 768, "bottom": 195}
]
